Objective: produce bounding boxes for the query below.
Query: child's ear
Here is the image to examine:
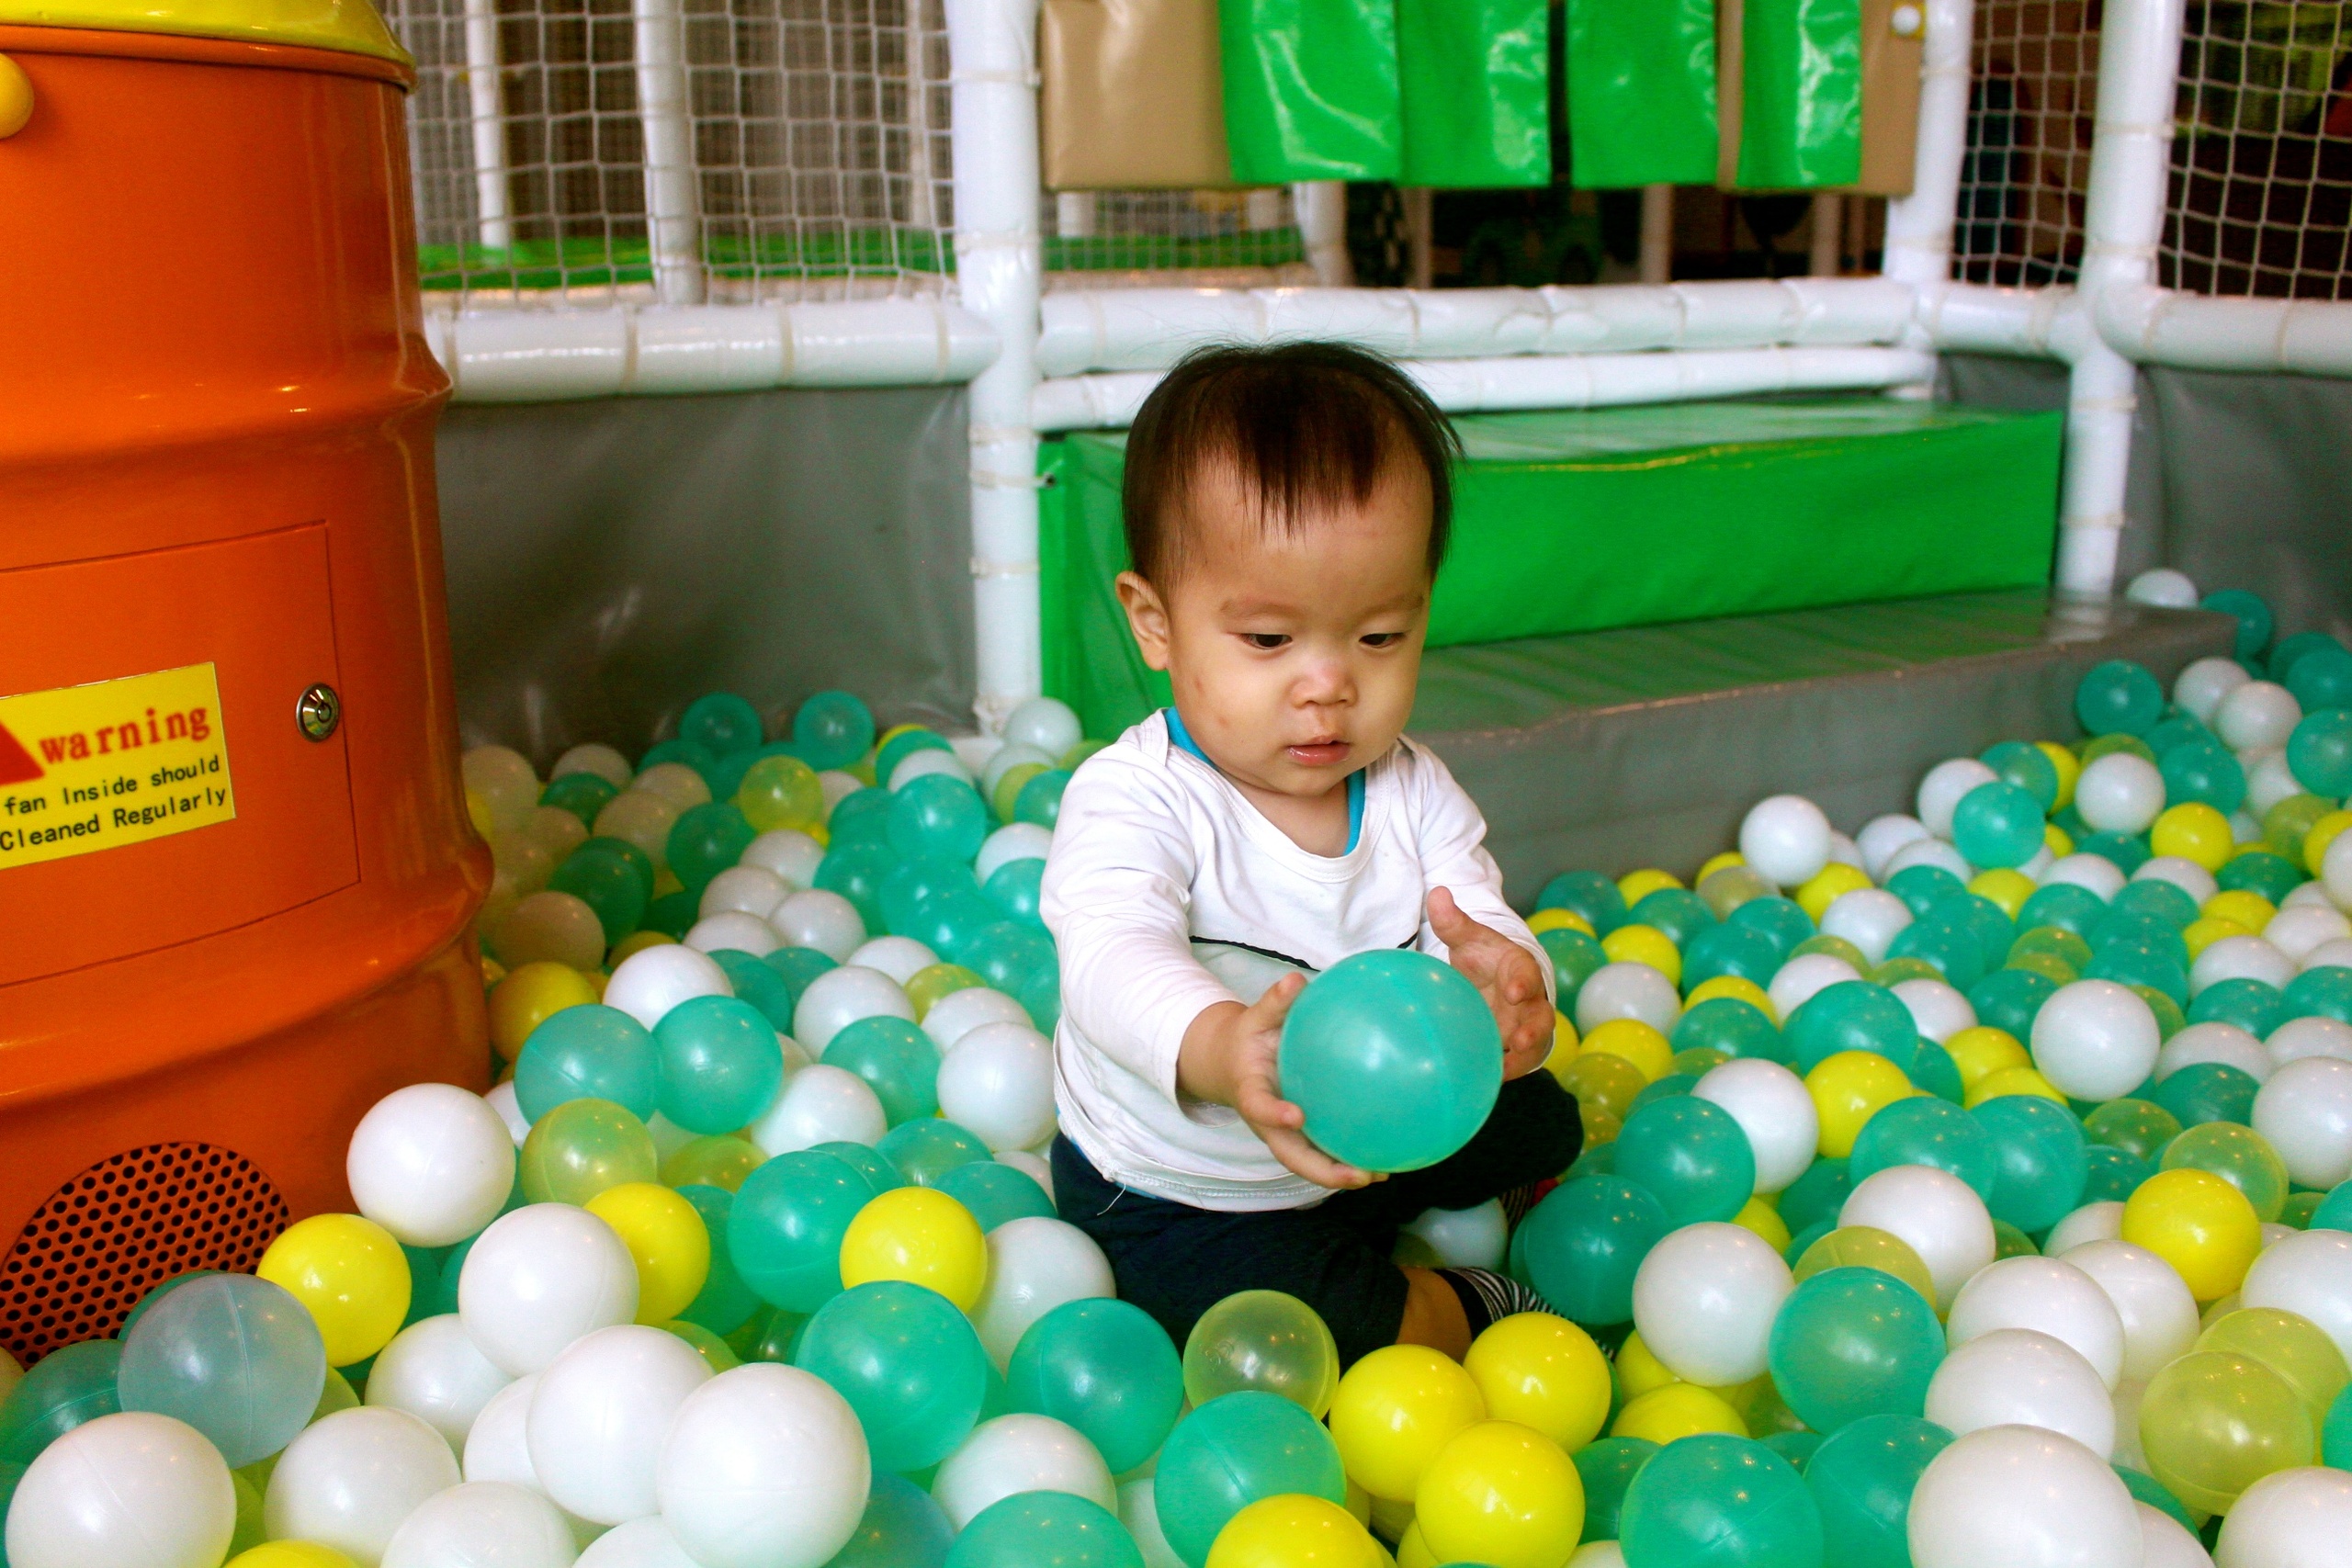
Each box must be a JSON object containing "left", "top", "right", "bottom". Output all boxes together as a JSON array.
[{"left": 1115, "top": 570, "right": 1174, "bottom": 671}]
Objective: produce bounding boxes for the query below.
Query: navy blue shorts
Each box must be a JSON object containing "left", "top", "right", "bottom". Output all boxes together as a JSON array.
[{"left": 1051, "top": 1070, "right": 1582, "bottom": 1367}]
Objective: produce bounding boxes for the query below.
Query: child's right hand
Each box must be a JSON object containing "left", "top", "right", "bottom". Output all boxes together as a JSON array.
[{"left": 1178, "top": 976, "right": 1374, "bottom": 1190}]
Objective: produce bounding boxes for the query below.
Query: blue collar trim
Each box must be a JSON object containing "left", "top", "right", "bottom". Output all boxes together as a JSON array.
[{"left": 1163, "top": 708, "right": 1363, "bottom": 853}]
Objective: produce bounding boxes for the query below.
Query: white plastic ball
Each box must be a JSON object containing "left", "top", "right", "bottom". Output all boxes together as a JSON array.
[
  {"left": 1882, "top": 837, "right": 1973, "bottom": 884},
  {"left": 1768, "top": 953, "right": 1861, "bottom": 1020},
  {"left": 2060, "top": 1239, "right": 2201, "bottom": 1383},
  {"left": 700, "top": 865, "right": 789, "bottom": 921},
  {"left": 1003, "top": 697, "right": 1083, "bottom": 761},
  {"left": 1738, "top": 795, "right": 1834, "bottom": 888},
  {"left": 605, "top": 944, "right": 732, "bottom": 1031},
  {"left": 2135, "top": 856, "right": 2219, "bottom": 907},
  {"left": 2136, "top": 1502, "right": 2212, "bottom": 1568},
  {"left": 1857, "top": 814, "right": 1933, "bottom": 881},
  {"left": 684, "top": 912, "right": 780, "bottom": 958},
  {"left": 2245, "top": 748, "right": 2302, "bottom": 818},
  {"left": 554, "top": 743, "right": 633, "bottom": 789},
  {"left": 2075, "top": 754, "right": 2165, "bottom": 836},
  {"left": 632, "top": 762, "right": 711, "bottom": 811},
  {"left": 1692, "top": 1058, "right": 1818, "bottom": 1194},
  {"left": 5, "top": 1412, "right": 233, "bottom": 1568},
  {"left": 366, "top": 1314, "right": 513, "bottom": 1453},
  {"left": 458, "top": 1204, "right": 639, "bottom": 1377},
  {"left": 657, "top": 1364, "right": 869, "bottom": 1568},
  {"left": 347, "top": 1083, "right": 519, "bottom": 1248},
  {"left": 2030, "top": 980, "right": 2160, "bottom": 1102},
  {"left": 846, "top": 936, "right": 938, "bottom": 985},
  {"left": 578, "top": 1517, "right": 707, "bottom": 1567},
  {"left": 980, "top": 742, "right": 1053, "bottom": 797},
  {"left": 2127, "top": 568, "right": 2199, "bottom": 609},
  {"left": 1893, "top": 977, "right": 1975, "bottom": 1043},
  {"left": 1841, "top": 1164, "right": 1996, "bottom": 1311},
  {"left": 931, "top": 1413, "right": 1114, "bottom": 1531},
  {"left": 996, "top": 1150, "right": 1054, "bottom": 1204},
  {"left": 817, "top": 771, "right": 864, "bottom": 814},
  {"left": 1630, "top": 1222, "right": 1793, "bottom": 1387},
  {"left": 2267, "top": 905, "right": 2352, "bottom": 963},
  {"left": 1400, "top": 1201, "right": 1508, "bottom": 1270},
  {"left": 1918, "top": 759, "right": 2000, "bottom": 840},
  {"left": 1572, "top": 962, "right": 1681, "bottom": 1034},
  {"left": 936, "top": 1021, "right": 1057, "bottom": 1152},
  {"left": 971, "top": 1217, "right": 1115, "bottom": 1370},
  {"left": 771, "top": 889, "right": 866, "bottom": 962},
  {"left": 1821, "top": 888, "right": 1913, "bottom": 966},
  {"left": 2043, "top": 1202, "right": 2124, "bottom": 1257},
  {"left": 976, "top": 823, "right": 1054, "bottom": 886},
  {"left": 2156, "top": 1021, "right": 2271, "bottom": 1084},
  {"left": 2284, "top": 882, "right": 2341, "bottom": 911},
  {"left": 2188, "top": 934, "right": 2296, "bottom": 997},
  {"left": 1571, "top": 1547, "right": 1626, "bottom": 1568},
  {"left": 2303, "top": 939, "right": 2352, "bottom": 973},
  {"left": 745, "top": 1063, "right": 888, "bottom": 1156},
  {"left": 792, "top": 964, "right": 913, "bottom": 1052},
  {"left": 266, "top": 1406, "right": 461, "bottom": 1562},
  {"left": 2215, "top": 680, "right": 2303, "bottom": 752},
  {"left": 2240, "top": 1219, "right": 2352, "bottom": 1363},
  {"left": 888, "top": 748, "right": 972, "bottom": 791},
  {"left": 467, "top": 745, "right": 544, "bottom": 836},
  {"left": 2268, "top": 1015, "right": 2352, "bottom": 1068},
  {"left": 1828, "top": 830, "right": 1864, "bottom": 871},
  {"left": 484, "top": 1079, "right": 531, "bottom": 1145},
  {"left": 2018, "top": 843, "right": 2057, "bottom": 881},
  {"left": 922, "top": 986, "right": 1033, "bottom": 1053},
  {"left": 529, "top": 1324, "right": 713, "bottom": 1526},
  {"left": 954, "top": 733, "right": 1006, "bottom": 775},
  {"left": 1945, "top": 1257, "right": 2126, "bottom": 1391},
  {"left": 2040, "top": 853, "right": 2128, "bottom": 899},
  {"left": 381, "top": 1480, "right": 578, "bottom": 1568},
  {"left": 2325, "top": 829, "right": 2352, "bottom": 908},
  {"left": 1119, "top": 1477, "right": 1185, "bottom": 1568},
  {"left": 462, "top": 1375, "right": 605, "bottom": 1550},
  {"left": 1923, "top": 1328, "right": 2113, "bottom": 1454},
  {"left": 740, "top": 829, "right": 824, "bottom": 891},
  {"left": 2214, "top": 1465, "right": 2352, "bottom": 1568},
  {"left": 1905, "top": 1424, "right": 2140, "bottom": 1568}
]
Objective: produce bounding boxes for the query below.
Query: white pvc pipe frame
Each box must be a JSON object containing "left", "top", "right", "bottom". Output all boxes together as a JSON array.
[{"left": 420, "top": 0, "right": 2352, "bottom": 726}]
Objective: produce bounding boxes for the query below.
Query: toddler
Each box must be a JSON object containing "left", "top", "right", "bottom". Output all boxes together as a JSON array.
[{"left": 1040, "top": 341, "right": 1583, "bottom": 1367}]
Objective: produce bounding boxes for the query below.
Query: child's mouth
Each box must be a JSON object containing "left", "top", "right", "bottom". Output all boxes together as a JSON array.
[{"left": 1287, "top": 739, "right": 1350, "bottom": 767}]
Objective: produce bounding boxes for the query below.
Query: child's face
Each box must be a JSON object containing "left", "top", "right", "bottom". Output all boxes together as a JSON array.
[{"left": 1116, "top": 457, "right": 1432, "bottom": 800}]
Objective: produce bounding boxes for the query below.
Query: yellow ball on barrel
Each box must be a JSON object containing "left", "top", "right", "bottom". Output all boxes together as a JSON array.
[
  {"left": 1415, "top": 1420, "right": 1585, "bottom": 1568},
  {"left": 837, "top": 1186, "right": 988, "bottom": 1311},
  {"left": 1206, "top": 1494, "right": 1386, "bottom": 1568},
  {"left": 258, "top": 1214, "right": 410, "bottom": 1367},
  {"left": 585, "top": 1181, "right": 710, "bottom": 1325},
  {"left": 1463, "top": 1312, "right": 1611, "bottom": 1453},
  {"left": 1327, "top": 1345, "right": 1488, "bottom": 1502}
]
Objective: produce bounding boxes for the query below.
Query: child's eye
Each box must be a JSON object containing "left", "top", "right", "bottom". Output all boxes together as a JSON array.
[
  {"left": 1361, "top": 632, "right": 1406, "bottom": 649},
  {"left": 1241, "top": 633, "right": 1290, "bottom": 650}
]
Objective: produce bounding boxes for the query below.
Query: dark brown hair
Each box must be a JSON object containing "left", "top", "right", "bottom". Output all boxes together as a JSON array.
[{"left": 1120, "top": 341, "right": 1460, "bottom": 586}]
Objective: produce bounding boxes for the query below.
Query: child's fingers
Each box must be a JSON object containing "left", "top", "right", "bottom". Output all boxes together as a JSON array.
[
  {"left": 1245, "top": 972, "right": 1306, "bottom": 1031},
  {"left": 1264, "top": 1125, "right": 1371, "bottom": 1190}
]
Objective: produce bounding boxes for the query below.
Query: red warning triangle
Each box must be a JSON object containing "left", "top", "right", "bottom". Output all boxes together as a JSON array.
[{"left": 0, "top": 719, "right": 43, "bottom": 786}]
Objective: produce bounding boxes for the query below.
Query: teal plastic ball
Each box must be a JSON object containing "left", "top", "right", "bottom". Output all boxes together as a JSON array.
[
  {"left": 682, "top": 693, "right": 765, "bottom": 757},
  {"left": 796, "top": 1280, "right": 989, "bottom": 1472},
  {"left": 1971, "top": 1093, "right": 2088, "bottom": 1232},
  {"left": 1619, "top": 1434, "right": 1824, "bottom": 1568},
  {"left": 2075, "top": 660, "right": 2165, "bottom": 737},
  {"left": 1006, "top": 1298, "right": 1184, "bottom": 1473},
  {"left": 1767, "top": 1268, "right": 1943, "bottom": 1435},
  {"left": 947, "top": 1491, "right": 1141, "bottom": 1568},
  {"left": 793, "top": 690, "right": 876, "bottom": 773},
  {"left": 1153, "top": 1392, "right": 1346, "bottom": 1567},
  {"left": 1277, "top": 951, "right": 1502, "bottom": 1174},
  {"left": 656, "top": 995, "right": 788, "bottom": 1134},
  {"left": 823, "top": 1016, "right": 943, "bottom": 1127},
  {"left": 1611, "top": 1096, "right": 1754, "bottom": 1226},
  {"left": 889, "top": 773, "right": 989, "bottom": 864},
  {"left": 1804, "top": 1414, "right": 1952, "bottom": 1568},
  {"left": 1516, "top": 1177, "right": 1672, "bottom": 1326},
  {"left": 728, "top": 1147, "right": 878, "bottom": 1313},
  {"left": 516, "top": 1003, "right": 661, "bottom": 1122}
]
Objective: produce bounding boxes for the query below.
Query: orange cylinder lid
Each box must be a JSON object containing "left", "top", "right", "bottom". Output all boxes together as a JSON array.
[{"left": 0, "top": 0, "right": 406, "bottom": 62}]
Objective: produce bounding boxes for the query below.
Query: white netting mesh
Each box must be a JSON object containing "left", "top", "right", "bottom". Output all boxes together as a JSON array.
[
  {"left": 2165, "top": 0, "right": 2352, "bottom": 299},
  {"left": 1954, "top": 0, "right": 2099, "bottom": 288},
  {"left": 1040, "top": 188, "right": 1313, "bottom": 289},
  {"left": 390, "top": 0, "right": 956, "bottom": 306}
]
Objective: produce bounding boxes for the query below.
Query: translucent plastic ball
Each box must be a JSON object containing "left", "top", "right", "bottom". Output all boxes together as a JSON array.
[
  {"left": 1917, "top": 758, "right": 2000, "bottom": 840},
  {"left": 794, "top": 964, "right": 915, "bottom": 1054},
  {"left": 747, "top": 1063, "right": 888, "bottom": 1156},
  {"left": 932, "top": 1412, "right": 1115, "bottom": 1531},
  {"left": 5, "top": 1411, "right": 233, "bottom": 1568},
  {"left": 2076, "top": 753, "right": 2166, "bottom": 836},
  {"left": 972, "top": 1216, "right": 1116, "bottom": 1368},
  {"left": 605, "top": 944, "right": 733, "bottom": 1032},
  {"left": 1182, "top": 1290, "right": 1341, "bottom": 1418},
  {"left": 772, "top": 889, "right": 867, "bottom": 962},
  {"left": 1841, "top": 1165, "right": 1996, "bottom": 1311},
  {"left": 1905, "top": 1424, "right": 2139, "bottom": 1568},
  {"left": 2030, "top": 979, "right": 2161, "bottom": 1101},
  {"left": 936, "top": 1021, "right": 1057, "bottom": 1152},
  {"left": 1629, "top": 1222, "right": 1792, "bottom": 1387},
  {"left": 1279, "top": 952, "right": 1503, "bottom": 1174},
  {"left": 657, "top": 1364, "right": 871, "bottom": 1568},
  {"left": 365, "top": 1313, "right": 512, "bottom": 1453},
  {"left": 111, "top": 1277, "right": 323, "bottom": 1473},
  {"left": 1003, "top": 697, "right": 1083, "bottom": 761},
  {"left": 1692, "top": 1058, "right": 1818, "bottom": 1193},
  {"left": 458, "top": 1204, "right": 639, "bottom": 1377},
  {"left": 1738, "top": 795, "right": 1834, "bottom": 889},
  {"left": 265, "top": 1406, "right": 460, "bottom": 1564},
  {"left": 2217, "top": 681, "right": 2303, "bottom": 752},
  {"left": 520, "top": 1096, "right": 659, "bottom": 1206},
  {"left": 1945, "top": 1256, "right": 2125, "bottom": 1391}
]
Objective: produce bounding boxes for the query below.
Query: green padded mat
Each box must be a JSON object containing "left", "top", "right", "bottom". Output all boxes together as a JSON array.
[{"left": 1039, "top": 398, "right": 2066, "bottom": 740}]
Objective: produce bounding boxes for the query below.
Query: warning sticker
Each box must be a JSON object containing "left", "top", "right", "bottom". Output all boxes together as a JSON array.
[{"left": 0, "top": 663, "right": 236, "bottom": 871}]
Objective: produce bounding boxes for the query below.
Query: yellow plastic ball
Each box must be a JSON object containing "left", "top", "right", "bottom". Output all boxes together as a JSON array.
[
  {"left": 1558, "top": 1053, "right": 1647, "bottom": 1123},
  {"left": 2183, "top": 917, "right": 2252, "bottom": 961},
  {"left": 2154, "top": 802, "right": 2235, "bottom": 872},
  {"left": 1610, "top": 1382, "right": 1746, "bottom": 1445},
  {"left": 584, "top": 1182, "right": 711, "bottom": 1325},
  {"left": 1578, "top": 1019, "right": 1674, "bottom": 1084},
  {"left": 228, "top": 1546, "right": 363, "bottom": 1568},
  {"left": 1685, "top": 975, "right": 1779, "bottom": 1023},
  {"left": 464, "top": 786, "right": 495, "bottom": 842},
  {"left": 1965, "top": 1064, "right": 2069, "bottom": 1111},
  {"left": 1600, "top": 923, "right": 1681, "bottom": 987},
  {"left": 1368, "top": 1494, "right": 1417, "bottom": 1546},
  {"left": 1944, "top": 1026, "right": 2030, "bottom": 1093},
  {"left": 609, "top": 930, "right": 676, "bottom": 965},
  {"left": 1207, "top": 1494, "right": 1386, "bottom": 1568},
  {"left": 1732, "top": 1194, "right": 1792, "bottom": 1253},
  {"left": 1527, "top": 908, "right": 1595, "bottom": 939},
  {"left": 1396, "top": 1524, "right": 1439, "bottom": 1568},
  {"left": 2038, "top": 741, "right": 2081, "bottom": 810},
  {"left": 1613, "top": 1329, "right": 1680, "bottom": 1401},
  {"left": 487, "top": 962, "right": 599, "bottom": 1060},
  {"left": 1795, "top": 863, "right": 1872, "bottom": 923},
  {"left": 258, "top": 1214, "right": 411, "bottom": 1367},
  {"left": 2204, "top": 890, "right": 2278, "bottom": 931},
  {"left": 1792, "top": 1225, "right": 1938, "bottom": 1305},
  {"left": 1967, "top": 868, "right": 2038, "bottom": 920},
  {"left": 1542, "top": 1013, "right": 1580, "bottom": 1083},
  {"left": 1463, "top": 1313, "right": 1611, "bottom": 1454},
  {"left": 1697, "top": 851, "right": 1748, "bottom": 884},
  {"left": 1327, "top": 1345, "right": 1489, "bottom": 1502},
  {"left": 837, "top": 1187, "right": 988, "bottom": 1311},
  {"left": 1805, "top": 1050, "right": 1917, "bottom": 1159},
  {"left": 1616, "top": 868, "right": 1683, "bottom": 907},
  {"left": 1415, "top": 1420, "right": 1585, "bottom": 1568},
  {"left": 2123, "top": 1168, "right": 2263, "bottom": 1302},
  {"left": 2306, "top": 810, "right": 2352, "bottom": 876}
]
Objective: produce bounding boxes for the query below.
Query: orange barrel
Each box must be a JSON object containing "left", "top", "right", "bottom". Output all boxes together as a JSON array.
[{"left": 0, "top": 0, "right": 487, "bottom": 1362}]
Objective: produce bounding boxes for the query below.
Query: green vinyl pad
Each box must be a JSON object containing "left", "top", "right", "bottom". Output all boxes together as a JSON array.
[{"left": 1038, "top": 398, "right": 2064, "bottom": 741}]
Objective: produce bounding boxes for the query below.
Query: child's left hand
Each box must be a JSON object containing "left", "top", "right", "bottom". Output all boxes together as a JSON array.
[{"left": 1429, "top": 886, "right": 1555, "bottom": 1079}]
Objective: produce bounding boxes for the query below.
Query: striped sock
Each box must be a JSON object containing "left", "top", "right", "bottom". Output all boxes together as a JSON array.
[{"left": 1436, "top": 1267, "right": 1552, "bottom": 1338}]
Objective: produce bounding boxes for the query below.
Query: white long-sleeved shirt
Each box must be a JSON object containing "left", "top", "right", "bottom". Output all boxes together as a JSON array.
[{"left": 1040, "top": 711, "right": 1553, "bottom": 1212}]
